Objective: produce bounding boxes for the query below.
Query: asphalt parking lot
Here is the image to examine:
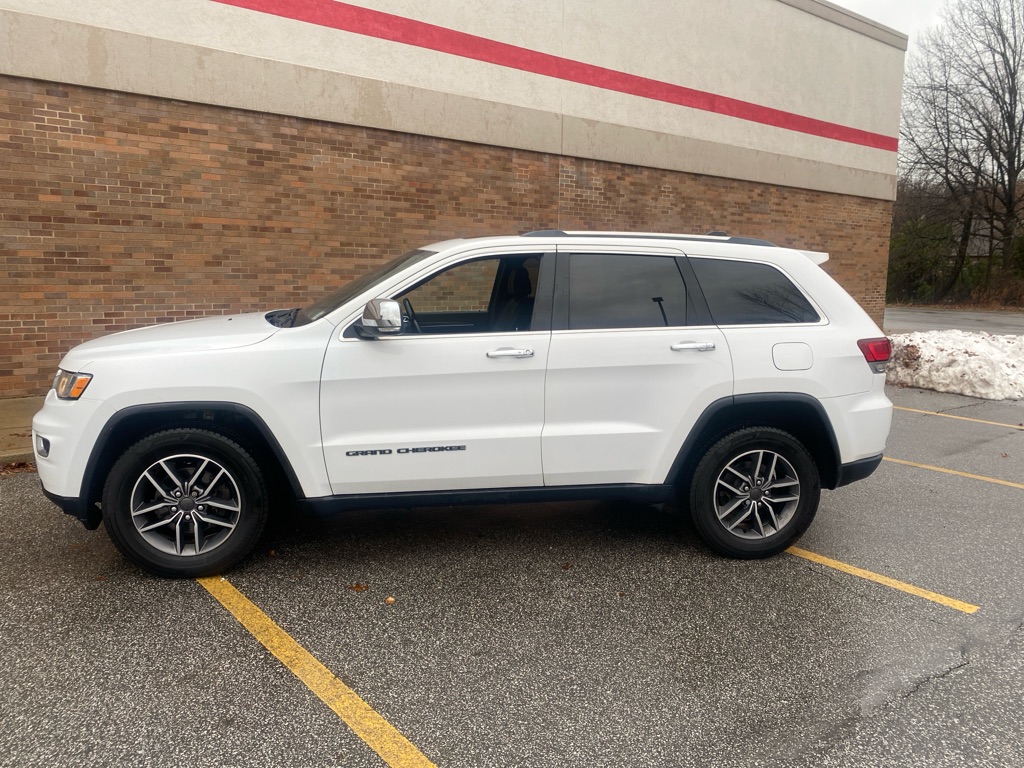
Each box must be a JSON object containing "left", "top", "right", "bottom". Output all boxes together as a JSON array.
[
  {"left": 883, "top": 307, "right": 1024, "bottom": 335},
  {"left": 2, "top": 384, "right": 1023, "bottom": 768}
]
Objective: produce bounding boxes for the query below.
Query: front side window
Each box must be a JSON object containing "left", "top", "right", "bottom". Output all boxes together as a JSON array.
[
  {"left": 689, "top": 258, "right": 820, "bottom": 325},
  {"left": 398, "top": 258, "right": 499, "bottom": 313},
  {"left": 568, "top": 253, "right": 688, "bottom": 330},
  {"left": 394, "top": 254, "right": 542, "bottom": 334}
]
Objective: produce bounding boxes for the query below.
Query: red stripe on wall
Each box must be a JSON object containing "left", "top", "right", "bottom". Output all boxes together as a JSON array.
[{"left": 212, "top": 0, "right": 898, "bottom": 152}]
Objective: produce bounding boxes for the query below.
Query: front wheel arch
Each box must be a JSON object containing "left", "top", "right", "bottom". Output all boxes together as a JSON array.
[{"left": 79, "top": 402, "right": 304, "bottom": 524}]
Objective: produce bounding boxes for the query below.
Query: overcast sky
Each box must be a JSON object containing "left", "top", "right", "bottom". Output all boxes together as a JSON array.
[{"left": 829, "top": 0, "right": 946, "bottom": 48}]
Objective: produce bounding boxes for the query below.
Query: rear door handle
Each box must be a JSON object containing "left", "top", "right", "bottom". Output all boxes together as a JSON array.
[
  {"left": 671, "top": 341, "right": 716, "bottom": 352},
  {"left": 487, "top": 347, "right": 535, "bottom": 359}
]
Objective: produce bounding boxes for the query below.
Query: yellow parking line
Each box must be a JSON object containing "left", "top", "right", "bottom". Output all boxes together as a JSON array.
[
  {"left": 893, "top": 406, "right": 1024, "bottom": 431},
  {"left": 884, "top": 456, "right": 1024, "bottom": 491},
  {"left": 787, "top": 547, "right": 979, "bottom": 614},
  {"left": 198, "top": 576, "right": 437, "bottom": 768}
]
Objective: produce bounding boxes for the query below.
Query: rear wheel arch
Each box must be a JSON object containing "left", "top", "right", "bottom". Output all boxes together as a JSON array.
[{"left": 667, "top": 394, "right": 841, "bottom": 495}]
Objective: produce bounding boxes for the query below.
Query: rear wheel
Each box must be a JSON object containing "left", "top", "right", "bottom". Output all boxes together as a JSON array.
[
  {"left": 102, "top": 429, "right": 268, "bottom": 577},
  {"left": 688, "top": 427, "right": 819, "bottom": 558}
]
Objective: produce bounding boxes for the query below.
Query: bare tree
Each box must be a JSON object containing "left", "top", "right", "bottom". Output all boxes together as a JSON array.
[{"left": 899, "top": 0, "right": 1023, "bottom": 301}]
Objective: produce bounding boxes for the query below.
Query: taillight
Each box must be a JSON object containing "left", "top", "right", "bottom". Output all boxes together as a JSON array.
[{"left": 857, "top": 337, "right": 891, "bottom": 374}]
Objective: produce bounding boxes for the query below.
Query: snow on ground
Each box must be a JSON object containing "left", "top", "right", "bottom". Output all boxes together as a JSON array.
[{"left": 886, "top": 330, "right": 1024, "bottom": 401}]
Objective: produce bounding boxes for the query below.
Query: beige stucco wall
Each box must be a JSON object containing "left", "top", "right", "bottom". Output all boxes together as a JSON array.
[{"left": 0, "top": 0, "right": 905, "bottom": 199}]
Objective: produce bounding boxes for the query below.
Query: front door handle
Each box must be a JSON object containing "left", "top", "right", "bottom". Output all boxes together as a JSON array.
[
  {"left": 671, "top": 341, "right": 716, "bottom": 352},
  {"left": 487, "top": 347, "right": 535, "bottom": 359}
]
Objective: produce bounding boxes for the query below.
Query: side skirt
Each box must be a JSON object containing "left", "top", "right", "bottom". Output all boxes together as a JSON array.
[{"left": 298, "top": 483, "right": 675, "bottom": 517}]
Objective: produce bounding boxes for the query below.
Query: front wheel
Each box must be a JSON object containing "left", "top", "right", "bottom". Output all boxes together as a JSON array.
[
  {"left": 688, "top": 427, "right": 820, "bottom": 559},
  {"left": 102, "top": 429, "right": 269, "bottom": 578}
]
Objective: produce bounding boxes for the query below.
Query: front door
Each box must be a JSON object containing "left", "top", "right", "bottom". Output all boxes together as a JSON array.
[{"left": 320, "top": 253, "right": 551, "bottom": 495}]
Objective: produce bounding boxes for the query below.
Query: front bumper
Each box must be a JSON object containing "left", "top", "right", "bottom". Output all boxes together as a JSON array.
[
  {"left": 40, "top": 484, "right": 102, "bottom": 529},
  {"left": 33, "top": 392, "right": 116, "bottom": 523}
]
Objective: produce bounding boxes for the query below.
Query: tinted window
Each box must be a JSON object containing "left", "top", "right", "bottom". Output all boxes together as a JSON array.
[
  {"left": 569, "top": 254, "right": 688, "bottom": 330},
  {"left": 690, "top": 258, "right": 820, "bottom": 324}
]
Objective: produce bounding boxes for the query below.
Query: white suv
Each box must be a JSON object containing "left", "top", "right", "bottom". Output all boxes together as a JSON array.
[{"left": 33, "top": 231, "right": 892, "bottom": 577}]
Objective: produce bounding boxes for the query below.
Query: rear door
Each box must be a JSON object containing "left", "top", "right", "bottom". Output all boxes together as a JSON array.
[{"left": 541, "top": 247, "right": 733, "bottom": 487}]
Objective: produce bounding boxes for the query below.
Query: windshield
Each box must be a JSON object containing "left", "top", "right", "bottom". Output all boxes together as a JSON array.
[{"left": 295, "top": 248, "right": 436, "bottom": 325}]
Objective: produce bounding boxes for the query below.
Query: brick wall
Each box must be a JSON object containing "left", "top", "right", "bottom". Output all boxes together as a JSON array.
[{"left": 0, "top": 75, "right": 891, "bottom": 398}]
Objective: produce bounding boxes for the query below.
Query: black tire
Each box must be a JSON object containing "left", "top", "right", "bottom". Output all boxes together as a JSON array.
[
  {"left": 688, "top": 427, "right": 819, "bottom": 559},
  {"left": 102, "top": 429, "right": 269, "bottom": 578}
]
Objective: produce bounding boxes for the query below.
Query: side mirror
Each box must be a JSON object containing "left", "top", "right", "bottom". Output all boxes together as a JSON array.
[{"left": 355, "top": 298, "right": 404, "bottom": 339}]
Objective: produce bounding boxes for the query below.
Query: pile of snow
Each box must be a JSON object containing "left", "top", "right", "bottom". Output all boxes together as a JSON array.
[{"left": 886, "top": 330, "right": 1023, "bottom": 401}]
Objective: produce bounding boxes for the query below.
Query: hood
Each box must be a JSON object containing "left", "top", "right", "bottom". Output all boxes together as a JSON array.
[{"left": 62, "top": 312, "right": 280, "bottom": 368}]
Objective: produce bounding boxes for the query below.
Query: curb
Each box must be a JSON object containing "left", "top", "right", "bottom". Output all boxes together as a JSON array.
[{"left": 1, "top": 451, "right": 36, "bottom": 467}]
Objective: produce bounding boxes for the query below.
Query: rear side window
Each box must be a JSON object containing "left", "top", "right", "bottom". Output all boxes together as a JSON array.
[
  {"left": 690, "top": 258, "right": 820, "bottom": 325},
  {"left": 569, "top": 253, "right": 688, "bottom": 329}
]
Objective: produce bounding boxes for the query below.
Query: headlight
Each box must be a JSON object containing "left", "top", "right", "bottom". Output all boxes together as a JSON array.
[{"left": 53, "top": 369, "right": 93, "bottom": 400}]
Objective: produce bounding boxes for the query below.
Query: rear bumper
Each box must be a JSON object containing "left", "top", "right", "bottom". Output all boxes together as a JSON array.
[{"left": 835, "top": 454, "right": 883, "bottom": 487}]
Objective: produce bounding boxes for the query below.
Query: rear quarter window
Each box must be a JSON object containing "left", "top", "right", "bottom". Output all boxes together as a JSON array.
[{"left": 689, "top": 258, "right": 820, "bottom": 325}]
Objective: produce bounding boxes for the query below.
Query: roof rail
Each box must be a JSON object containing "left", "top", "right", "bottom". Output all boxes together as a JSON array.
[
  {"left": 521, "top": 230, "right": 778, "bottom": 247},
  {"left": 723, "top": 236, "right": 779, "bottom": 247}
]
